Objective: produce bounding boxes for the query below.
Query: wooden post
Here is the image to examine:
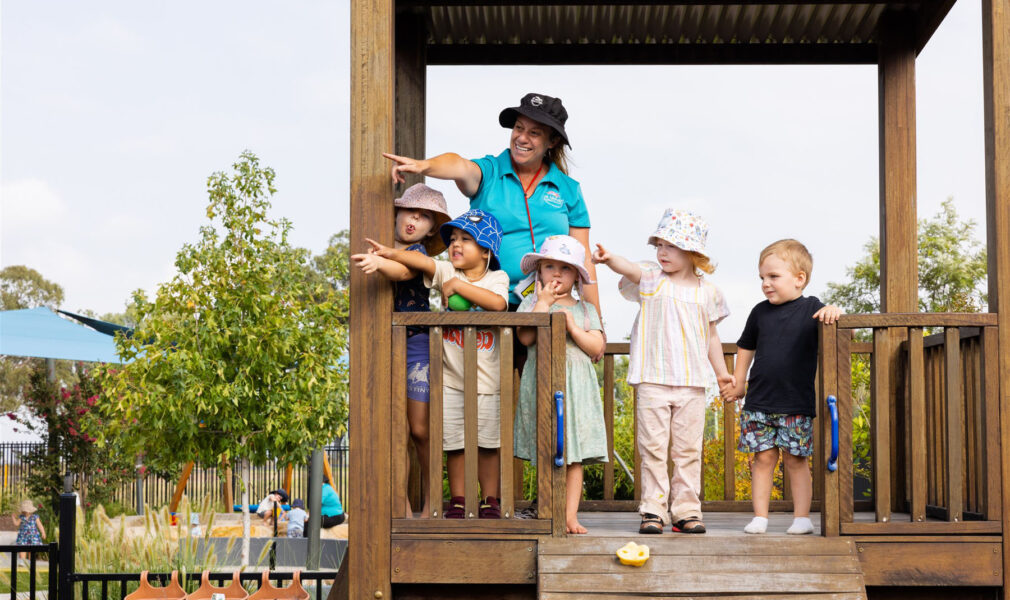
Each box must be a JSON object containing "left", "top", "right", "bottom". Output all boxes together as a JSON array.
[
  {"left": 551, "top": 312, "right": 568, "bottom": 537},
  {"left": 878, "top": 11, "right": 918, "bottom": 517},
  {"left": 222, "top": 456, "right": 234, "bottom": 513},
  {"left": 818, "top": 322, "right": 839, "bottom": 536},
  {"left": 349, "top": 0, "right": 394, "bottom": 596},
  {"left": 169, "top": 461, "right": 194, "bottom": 514},
  {"left": 982, "top": 0, "right": 1010, "bottom": 593}
]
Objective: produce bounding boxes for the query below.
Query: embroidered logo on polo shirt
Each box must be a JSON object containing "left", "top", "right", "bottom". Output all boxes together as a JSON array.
[{"left": 543, "top": 190, "right": 563, "bottom": 208}]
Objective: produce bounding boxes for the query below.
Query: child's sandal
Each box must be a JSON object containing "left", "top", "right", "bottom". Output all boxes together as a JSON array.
[
  {"left": 444, "top": 496, "right": 465, "bottom": 519},
  {"left": 479, "top": 497, "right": 501, "bottom": 519},
  {"left": 639, "top": 513, "right": 663, "bottom": 534},
  {"left": 671, "top": 518, "right": 706, "bottom": 534}
]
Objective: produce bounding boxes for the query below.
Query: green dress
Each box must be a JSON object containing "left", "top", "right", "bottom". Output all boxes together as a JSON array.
[{"left": 513, "top": 297, "right": 609, "bottom": 466}]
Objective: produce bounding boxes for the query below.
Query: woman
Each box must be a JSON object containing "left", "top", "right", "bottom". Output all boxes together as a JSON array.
[{"left": 383, "top": 92, "right": 603, "bottom": 352}]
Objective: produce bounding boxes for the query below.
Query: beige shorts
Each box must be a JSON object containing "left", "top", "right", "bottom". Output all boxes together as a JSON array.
[{"left": 442, "top": 387, "right": 500, "bottom": 451}]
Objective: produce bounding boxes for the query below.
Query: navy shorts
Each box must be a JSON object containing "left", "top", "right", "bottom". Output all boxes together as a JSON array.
[{"left": 406, "top": 333, "right": 430, "bottom": 403}]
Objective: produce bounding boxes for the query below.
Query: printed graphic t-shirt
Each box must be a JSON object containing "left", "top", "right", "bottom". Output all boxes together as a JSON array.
[{"left": 424, "top": 260, "right": 510, "bottom": 394}]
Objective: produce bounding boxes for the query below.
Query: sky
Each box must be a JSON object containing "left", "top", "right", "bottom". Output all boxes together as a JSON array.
[{"left": 1, "top": 0, "right": 989, "bottom": 348}]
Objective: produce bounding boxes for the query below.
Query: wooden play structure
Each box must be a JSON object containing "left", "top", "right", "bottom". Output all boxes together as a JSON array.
[{"left": 346, "top": 0, "right": 1010, "bottom": 598}]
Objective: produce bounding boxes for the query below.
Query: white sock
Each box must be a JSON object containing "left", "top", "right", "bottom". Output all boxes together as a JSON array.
[
  {"left": 744, "top": 516, "right": 768, "bottom": 534},
  {"left": 787, "top": 516, "right": 814, "bottom": 535}
]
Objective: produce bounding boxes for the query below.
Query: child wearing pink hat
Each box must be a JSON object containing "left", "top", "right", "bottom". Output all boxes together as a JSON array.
[
  {"left": 593, "top": 209, "right": 734, "bottom": 535},
  {"left": 351, "top": 183, "right": 451, "bottom": 518},
  {"left": 513, "top": 235, "right": 608, "bottom": 534}
]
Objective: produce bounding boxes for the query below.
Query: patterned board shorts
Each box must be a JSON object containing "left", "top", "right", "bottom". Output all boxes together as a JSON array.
[
  {"left": 406, "top": 361, "right": 430, "bottom": 403},
  {"left": 737, "top": 410, "right": 814, "bottom": 457}
]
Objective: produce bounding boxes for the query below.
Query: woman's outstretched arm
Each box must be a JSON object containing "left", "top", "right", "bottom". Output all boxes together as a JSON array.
[{"left": 383, "top": 152, "right": 483, "bottom": 197}]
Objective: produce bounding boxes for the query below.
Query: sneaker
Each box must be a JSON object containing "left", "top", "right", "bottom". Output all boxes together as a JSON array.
[
  {"left": 444, "top": 496, "right": 465, "bottom": 519},
  {"left": 479, "top": 496, "right": 501, "bottom": 519}
]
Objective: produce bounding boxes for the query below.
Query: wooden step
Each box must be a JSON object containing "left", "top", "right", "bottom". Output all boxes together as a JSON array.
[{"left": 538, "top": 535, "right": 867, "bottom": 599}]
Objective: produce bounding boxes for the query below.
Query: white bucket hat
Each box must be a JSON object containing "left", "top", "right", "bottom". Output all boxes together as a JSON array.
[
  {"left": 520, "top": 235, "right": 594, "bottom": 285},
  {"left": 648, "top": 209, "right": 710, "bottom": 257}
]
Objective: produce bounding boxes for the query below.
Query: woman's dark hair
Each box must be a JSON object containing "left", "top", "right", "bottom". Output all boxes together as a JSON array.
[
  {"left": 323, "top": 474, "right": 331, "bottom": 485},
  {"left": 545, "top": 131, "right": 570, "bottom": 175}
]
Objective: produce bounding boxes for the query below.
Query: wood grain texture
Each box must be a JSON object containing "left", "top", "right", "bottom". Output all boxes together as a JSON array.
[
  {"left": 390, "top": 519, "right": 550, "bottom": 534},
  {"left": 392, "top": 326, "right": 408, "bottom": 518},
  {"left": 551, "top": 312, "right": 568, "bottom": 537},
  {"left": 943, "top": 328, "right": 964, "bottom": 522},
  {"left": 872, "top": 329, "right": 892, "bottom": 523},
  {"left": 908, "top": 328, "right": 926, "bottom": 522},
  {"left": 391, "top": 540, "right": 536, "bottom": 584},
  {"left": 723, "top": 353, "right": 736, "bottom": 501},
  {"left": 819, "top": 322, "right": 839, "bottom": 536},
  {"left": 499, "top": 327, "right": 514, "bottom": 518},
  {"left": 855, "top": 541, "right": 1002, "bottom": 586},
  {"left": 349, "top": 2, "right": 394, "bottom": 597},
  {"left": 463, "top": 327, "right": 479, "bottom": 518},
  {"left": 837, "top": 313, "right": 997, "bottom": 328},
  {"left": 840, "top": 520, "right": 1001, "bottom": 534},
  {"left": 428, "top": 328, "right": 444, "bottom": 518},
  {"left": 981, "top": 327, "right": 1001, "bottom": 521},
  {"left": 602, "top": 354, "right": 615, "bottom": 501},
  {"left": 837, "top": 329, "right": 854, "bottom": 524},
  {"left": 536, "top": 326, "right": 553, "bottom": 521},
  {"left": 393, "top": 312, "right": 550, "bottom": 326}
]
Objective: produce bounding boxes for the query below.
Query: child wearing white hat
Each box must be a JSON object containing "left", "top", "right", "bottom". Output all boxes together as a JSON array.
[
  {"left": 593, "top": 209, "right": 734, "bottom": 535},
  {"left": 514, "top": 235, "right": 608, "bottom": 535}
]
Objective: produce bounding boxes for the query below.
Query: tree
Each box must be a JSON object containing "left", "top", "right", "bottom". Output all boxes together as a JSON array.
[
  {"left": 98, "top": 152, "right": 349, "bottom": 563},
  {"left": 0, "top": 266, "right": 70, "bottom": 412}
]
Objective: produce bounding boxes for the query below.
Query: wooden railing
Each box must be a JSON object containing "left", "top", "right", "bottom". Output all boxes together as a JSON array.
[{"left": 819, "top": 313, "right": 1002, "bottom": 536}]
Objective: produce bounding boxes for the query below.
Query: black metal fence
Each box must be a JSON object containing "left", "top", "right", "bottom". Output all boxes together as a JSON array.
[{"left": 1, "top": 443, "right": 349, "bottom": 513}]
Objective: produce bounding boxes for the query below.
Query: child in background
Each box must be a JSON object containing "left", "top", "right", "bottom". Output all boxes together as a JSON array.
[
  {"left": 351, "top": 183, "right": 451, "bottom": 518},
  {"left": 514, "top": 235, "right": 608, "bottom": 534},
  {"left": 722, "top": 239, "right": 841, "bottom": 535},
  {"left": 361, "top": 209, "right": 509, "bottom": 519},
  {"left": 283, "top": 499, "right": 309, "bottom": 538},
  {"left": 593, "top": 209, "right": 734, "bottom": 534},
  {"left": 255, "top": 489, "right": 288, "bottom": 526},
  {"left": 13, "top": 500, "right": 45, "bottom": 563}
]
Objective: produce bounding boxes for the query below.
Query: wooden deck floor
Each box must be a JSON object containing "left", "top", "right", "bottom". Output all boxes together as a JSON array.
[{"left": 576, "top": 511, "right": 822, "bottom": 537}]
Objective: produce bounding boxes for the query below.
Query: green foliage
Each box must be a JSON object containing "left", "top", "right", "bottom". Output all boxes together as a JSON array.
[{"left": 98, "top": 152, "right": 350, "bottom": 477}]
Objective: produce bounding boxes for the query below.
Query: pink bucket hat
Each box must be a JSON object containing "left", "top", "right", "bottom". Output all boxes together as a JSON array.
[
  {"left": 520, "top": 235, "right": 594, "bottom": 285},
  {"left": 648, "top": 209, "right": 710, "bottom": 258},
  {"left": 394, "top": 183, "right": 452, "bottom": 256}
]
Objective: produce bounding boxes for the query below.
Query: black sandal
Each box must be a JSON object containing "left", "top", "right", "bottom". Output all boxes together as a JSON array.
[
  {"left": 639, "top": 513, "right": 663, "bottom": 534},
  {"left": 671, "top": 518, "right": 706, "bottom": 534}
]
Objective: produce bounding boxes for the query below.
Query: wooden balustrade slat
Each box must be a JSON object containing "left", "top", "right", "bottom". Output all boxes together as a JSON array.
[
  {"left": 722, "top": 353, "right": 736, "bottom": 502},
  {"left": 393, "top": 312, "right": 551, "bottom": 327},
  {"left": 818, "top": 322, "right": 839, "bottom": 536},
  {"left": 391, "top": 326, "right": 408, "bottom": 518},
  {"left": 499, "top": 328, "right": 514, "bottom": 519},
  {"left": 836, "top": 329, "right": 854, "bottom": 524},
  {"left": 967, "top": 339, "right": 981, "bottom": 514},
  {"left": 463, "top": 327, "right": 480, "bottom": 519},
  {"left": 908, "top": 327, "right": 926, "bottom": 522},
  {"left": 605, "top": 342, "right": 630, "bottom": 355},
  {"left": 537, "top": 326, "right": 554, "bottom": 521},
  {"left": 944, "top": 327, "right": 964, "bottom": 522},
  {"left": 551, "top": 313, "right": 568, "bottom": 536},
  {"left": 838, "top": 313, "right": 997, "bottom": 328},
  {"left": 872, "top": 329, "right": 893, "bottom": 523},
  {"left": 982, "top": 326, "right": 1001, "bottom": 521},
  {"left": 428, "top": 328, "right": 444, "bottom": 518},
  {"left": 890, "top": 330, "right": 909, "bottom": 515},
  {"left": 603, "top": 355, "right": 615, "bottom": 501}
]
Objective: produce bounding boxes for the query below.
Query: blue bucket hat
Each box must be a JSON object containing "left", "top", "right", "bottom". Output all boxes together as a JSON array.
[{"left": 439, "top": 209, "right": 503, "bottom": 271}]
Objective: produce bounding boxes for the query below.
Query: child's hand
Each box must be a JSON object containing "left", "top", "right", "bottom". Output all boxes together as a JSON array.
[
  {"left": 363, "top": 237, "right": 396, "bottom": 258},
  {"left": 441, "top": 277, "right": 462, "bottom": 307},
  {"left": 716, "top": 374, "right": 737, "bottom": 401},
  {"left": 591, "top": 243, "right": 612, "bottom": 265},
  {"left": 813, "top": 304, "right": 843, "bottom": 324},
  {"left": 563, "top": 309, "right": 579, "bottom": 334},
  {"left": 351, "top": 251, "right": 383, "bottom": 274},
  {"left": 535, "top": 279, "right": 563, "bottom": 309},
  {"left": 382, "top": 153, "right": 428, "bottom": 185}
]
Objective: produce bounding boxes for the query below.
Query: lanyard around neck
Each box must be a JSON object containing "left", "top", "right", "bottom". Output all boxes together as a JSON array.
[{"left": 520, "top": 163, "right": 545, "bottom": 252}]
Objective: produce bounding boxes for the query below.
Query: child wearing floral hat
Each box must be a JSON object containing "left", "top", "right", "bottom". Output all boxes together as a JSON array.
[
  {"left": 360, "top": 208, "right": 509, "bottom": 519},
  {"left": 513, "top": 235, "right": 608, "bottom": 534},
  {"left": 351, "top": 183, "right": 451, "bottom": 518},
  {"left": 593, "top": 209, "right": 734, "bottom": 535}
]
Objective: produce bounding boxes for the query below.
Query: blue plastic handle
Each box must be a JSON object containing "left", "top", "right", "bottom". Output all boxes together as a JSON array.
[
  {"left": 826, "top": 394, "right": 839, "bottom": 473},
  {"left": 554, "top": 391, "right": 565, "bottom": 467}
]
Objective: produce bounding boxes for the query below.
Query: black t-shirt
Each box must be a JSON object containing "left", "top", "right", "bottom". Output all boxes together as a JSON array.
[{"left": 736, "top": 295, "right": 824, "bottom": 417}]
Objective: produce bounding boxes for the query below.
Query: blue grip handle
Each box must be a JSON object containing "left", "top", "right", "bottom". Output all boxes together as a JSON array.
[
  {"left": 826, "top": 394, "right": 839, "bottom": 473},
  {"left": 554, "top": 391, "right": 565, "bottom": 467}
]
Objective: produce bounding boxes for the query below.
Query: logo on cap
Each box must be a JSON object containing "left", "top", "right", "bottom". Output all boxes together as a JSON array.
[
  {"left": 531, "top": 96, "right": 543, "bottom": 107},
  {"left": 468, "top": 215, "right": 483, "bottom": 223}
]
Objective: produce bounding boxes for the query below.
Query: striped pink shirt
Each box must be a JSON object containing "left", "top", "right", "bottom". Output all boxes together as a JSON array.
[{"left": 619, "top": 262, "right": 730, "bottom": 387}]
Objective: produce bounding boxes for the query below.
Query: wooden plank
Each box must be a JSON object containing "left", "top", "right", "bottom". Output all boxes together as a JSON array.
[
  {"left": 538, "top": 554, "right": 862, "bottom": 574},
  {"left": 889, "top": 329, "right": 908, "bottom": 515},
  {"left": 819, "top": 322, "right": 839, "bottom": 536},
  {"left": 723, "top": 353, "right": 736, "bottom": 501},
  {"left": 536, "top": 326, "right": 553, "bottom": 521},
  {"left": 605, "top": 342, "right": 630, "bottom": 355},
  {"left": 855, "top": 541, "right": 1002, "bottom": 586},
  {"left": 428, "top": 328, "right": 444, "bottom": 518},
  {"left": 540, "top": 594, "right": 864, "bottom": 600},
  {"left": 981, "top": 326, "right": 1001, "bottom": 521},
  {"left": 602, "top": 354, "right": 615, "bottom": 501},
  {"left": 871, "top": 329, "right": 892, "bottom": 523},
  {"left": 221, "top": 456, "right": 233, "bottom": 512},
  {"left": 463, "top": 327, "right": 479, "bottom": 519},
  {"left": 837, "top": 313, "right": 997, "bottom": 328},
  {"left": 392, "top": 326, "right": 408, "bottom": 518},
  {"left": 944, "top": 327, "right": 964, "bottom": 522},
  {"left": 393, "top": 312, "right": 551, "bottom": 327},
  {"left": 836, "top": 329, "right": 854, "bottom": 524},
  {"left": 840, "top": 520, "right": 1002, "bottom": 535},
  {"left": 539, "top": 536, "right": 858, "bottom": 556},
  {"left": 538, "top": 573, "right": 866, "bottom": 594},
  {"left": 908, "top": 327, "right": 926, "bottom": 522},
  {"left": 390, "top": 518, "right": 549, "bottom": 534},
  {"left": 551, "top": 312, "right": 568, "bottom": 537},
  {"left": 499, "top": 327, "right": 514, "bottom": 519},
  {"left": 348, "top": 1, "right": 394, "bottom": 598},
  {"left": 169, "top": 461, "right": 194, "bottom": 513},
  {"left": 391, "top": 540, "right": 535, "bottom": 584}
]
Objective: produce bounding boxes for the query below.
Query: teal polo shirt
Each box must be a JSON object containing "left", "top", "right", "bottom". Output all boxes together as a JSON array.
[{"left": 470, "top": 149, "right": 591, "bottom": 303}]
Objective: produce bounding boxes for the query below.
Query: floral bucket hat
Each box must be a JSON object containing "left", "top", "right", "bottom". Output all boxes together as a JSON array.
[
  {"left": 648, "top": 209, "right": 710, "bottom": 257},
  {"left": 20, "top": 500, "right": 37, "bottom": 514},
  {"left": 394, "top": 183, "right": 452, "bottom": 256},
  {"left": 439, "top": 209, "right": 503, "bottom": 271},
  {"left": 520, "top": 235, "right": 594, "bottom": 285}
]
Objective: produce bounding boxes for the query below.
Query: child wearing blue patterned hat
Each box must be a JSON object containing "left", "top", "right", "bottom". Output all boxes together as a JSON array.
[{"left": 361, "top": 208, "right": 509, "bottom": 519}]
